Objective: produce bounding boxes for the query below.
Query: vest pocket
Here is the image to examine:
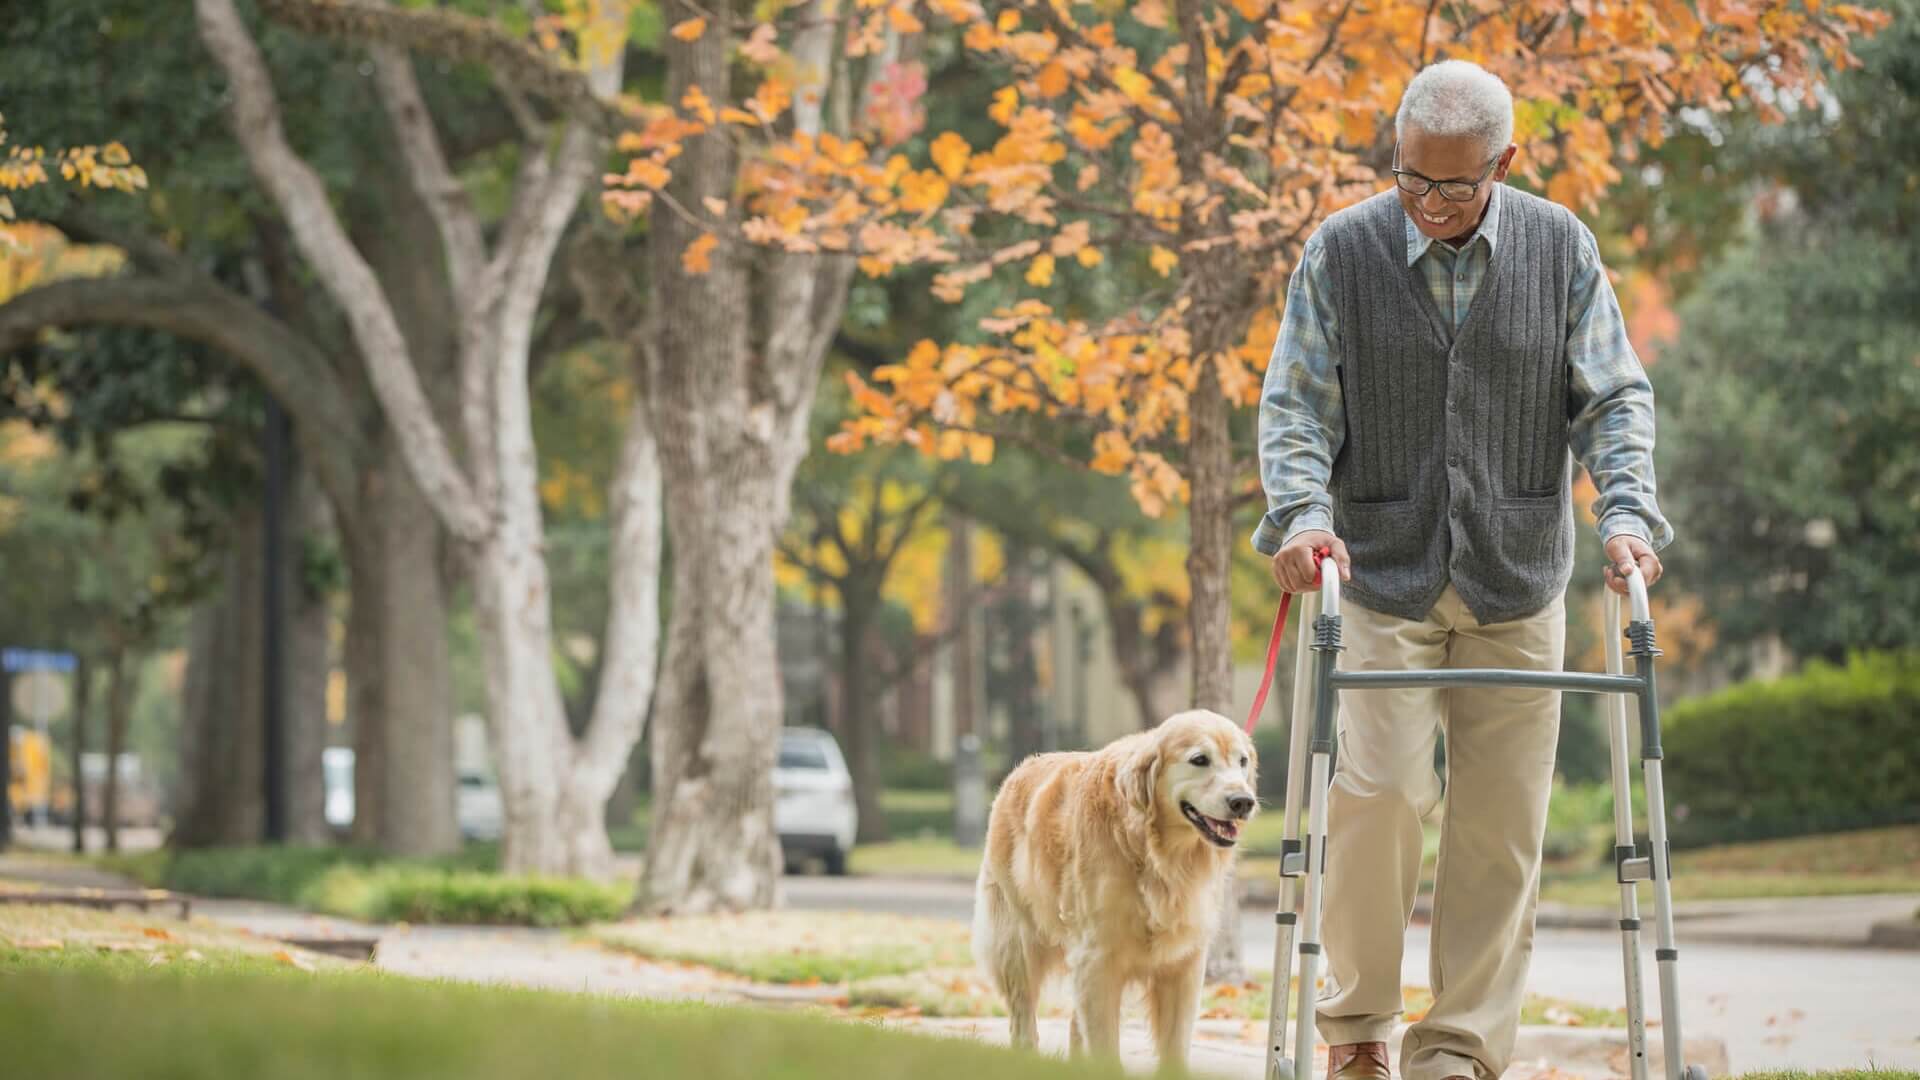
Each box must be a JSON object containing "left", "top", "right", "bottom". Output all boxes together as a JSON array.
[{"left": 1492, "top": 493, "right": 1569, "bottom": 569}]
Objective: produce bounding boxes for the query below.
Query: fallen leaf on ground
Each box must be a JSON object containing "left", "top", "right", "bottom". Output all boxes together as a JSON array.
[
  {"left": 143, "top": 927, "right": 174, "bottom": 941},
  {"left": 273, "top": 949, "right": 316, "bottom": 972},
  {"left": 5, "top": 937, "right": 64, "bottom": 950}
]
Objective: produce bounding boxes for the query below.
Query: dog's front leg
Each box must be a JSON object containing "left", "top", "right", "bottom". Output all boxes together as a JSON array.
[
  {"left": 1147, "top": 951, "right": 1206, "bottom": 1071},
  {"left": 1068, "top": 948, "right": 1126, "bottom": 1061}
]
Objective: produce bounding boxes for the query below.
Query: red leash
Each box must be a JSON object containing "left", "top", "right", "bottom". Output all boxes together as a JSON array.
[{"left": 1244, "top": 546, "right": 1331, "bottom": 734}]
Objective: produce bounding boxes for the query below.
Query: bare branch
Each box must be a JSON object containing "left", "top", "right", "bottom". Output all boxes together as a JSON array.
[
  {"left": 197, "top": 0, "right": 490, "bottom": 543},
  {"left": 371, "top": 46, "right": 487, "bottom": 301}
]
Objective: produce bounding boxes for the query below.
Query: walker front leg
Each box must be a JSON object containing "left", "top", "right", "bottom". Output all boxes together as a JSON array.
[
  {"left": 1267, "top": 591, "right": 1321, "bottom": 1080},
  {"left": 1604, "top": 586, "right": 1651, "bottom": 1080},
  {"left": 1622, "top": 567, "right": 1708, "bottom": 1080},
  {"left": 1291, "top": 571, "right": 1343, "bottom": 1080}
]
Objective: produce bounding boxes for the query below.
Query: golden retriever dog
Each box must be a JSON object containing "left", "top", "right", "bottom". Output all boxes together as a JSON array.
[{"left": 972, "top": 709, "right": 1258, "bottom": 1069}]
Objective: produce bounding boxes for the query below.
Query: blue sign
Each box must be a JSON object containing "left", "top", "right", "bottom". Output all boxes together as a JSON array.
[{"left": 2, "top": 648, "right": 77, "bottom": 674}]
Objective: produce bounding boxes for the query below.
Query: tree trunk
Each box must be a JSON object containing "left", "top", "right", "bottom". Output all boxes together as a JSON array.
[
  {"left": 285, "top": 461, "right": 336, "bottom": 845},
  {"left": 173, "top": 506, "right": 267, "bottom": 848},
  {"left": 840, "top": 598, "right": 888, "bottom": 844},
  {"left": 1107, "top": 598, "right": 1168, "bottom": 728},
  {"left": 642, "top": 472, "right": 787, "bottom": 911},
  {"left": 1187, "top": 366, "right": 1244, "bottom": 982},
  {"left": 69, "top": 655, "right": 89, "bottom": 852},
  {"left": 102, "top": 647, "right": 133, "bottom": 853},
  {"left": 342, "top": 442, "right": 458, "bottom": 856},
  {"left": 1003, "top": 548, "right": 1044, "bottom": 766}
]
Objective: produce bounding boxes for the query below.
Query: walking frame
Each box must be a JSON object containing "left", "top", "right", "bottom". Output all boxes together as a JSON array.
[{"left": 1259, "top": 562, "right": 1708, "bottom": 1080}]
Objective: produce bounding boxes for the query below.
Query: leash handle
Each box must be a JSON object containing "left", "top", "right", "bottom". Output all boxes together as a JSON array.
[{"left": 1243, "top": 546, "right": 1332, "bottom": 734}]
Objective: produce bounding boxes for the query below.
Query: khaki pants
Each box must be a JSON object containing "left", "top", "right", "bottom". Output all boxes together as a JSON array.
[{"left": 1316, "top": 583, "right": 1566, "bottom": 1080}]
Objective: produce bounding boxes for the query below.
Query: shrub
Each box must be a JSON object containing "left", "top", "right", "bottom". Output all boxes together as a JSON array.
[
  {"left": 1661, "top": 651, "right": 1920, "bottom": 847},
  {"left": 879, "top": 745, "right": 951, "bottom": 791},
  {"left": 108, "top": 845, "right": 623, "bottom": 927},
  {"left": 312, "top": 867, "right": 629, "bottom": 928}
]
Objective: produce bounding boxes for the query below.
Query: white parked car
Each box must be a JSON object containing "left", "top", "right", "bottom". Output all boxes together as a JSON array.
[
  {"left": 456, "top": 770, "right": 504, "bottom": 841},
  {"left": 774, "top": 727, "right": 858, "bottom": 875}
]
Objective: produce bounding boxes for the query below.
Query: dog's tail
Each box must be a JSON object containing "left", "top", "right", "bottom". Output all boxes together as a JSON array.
[{"left": 970, "top": 870, "right": 1024, "bottom": 987}]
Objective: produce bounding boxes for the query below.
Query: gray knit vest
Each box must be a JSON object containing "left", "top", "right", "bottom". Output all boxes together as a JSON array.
[{"left": 1317, "top": 188, "right": 1580, "bottom": 624}]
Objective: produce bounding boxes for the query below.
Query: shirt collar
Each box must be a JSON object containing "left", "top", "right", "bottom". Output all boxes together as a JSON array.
[{"left": 1404, "top": 181, "right": 1503, "bottom": 266}]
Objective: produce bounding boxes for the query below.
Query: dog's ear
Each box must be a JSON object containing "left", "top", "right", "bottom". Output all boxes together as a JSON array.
[{"left": 1117, "top": 741, "right": 1160, "bottom": 813}]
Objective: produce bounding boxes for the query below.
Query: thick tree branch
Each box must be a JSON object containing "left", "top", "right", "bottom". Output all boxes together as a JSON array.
[
  {"left": 0, "top": 275, "right": 362, "bottom": 511},
  {"left": 197, "top": 0, "right": 490, "bottom": 544},
  {"left": 371, "top": 47, "right": 486, "bottom": 303},
  {"left": 258, "top": 0, "right": 632, "bottom": 132}
]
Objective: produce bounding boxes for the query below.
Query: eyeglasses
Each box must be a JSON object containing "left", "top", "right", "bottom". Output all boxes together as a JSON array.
[{"left": 1391, "top": 153, "right": 1500, "bottom": 202}]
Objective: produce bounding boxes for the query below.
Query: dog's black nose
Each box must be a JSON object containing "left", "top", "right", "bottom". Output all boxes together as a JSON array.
[{"left": 1227, "top": 794, "right": 1254, "bottom": 819}]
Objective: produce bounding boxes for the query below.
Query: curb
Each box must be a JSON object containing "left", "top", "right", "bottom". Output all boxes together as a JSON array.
[{"left": 1867, "top": 919, "right": 1920, "bottom": 950}]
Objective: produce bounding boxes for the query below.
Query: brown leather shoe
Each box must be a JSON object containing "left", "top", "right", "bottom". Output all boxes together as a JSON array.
[{"left": 1327, "top": 1042, "right": 1391, "bottom": 1080}]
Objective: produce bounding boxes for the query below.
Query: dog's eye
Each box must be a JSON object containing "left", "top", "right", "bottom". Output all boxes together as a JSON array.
[
  {"left": 1240, "top": 755, "right": 1249, "bottom": 768},
  {"left": 1189, "top": 754, "right": 1209, "bottom": 767}
]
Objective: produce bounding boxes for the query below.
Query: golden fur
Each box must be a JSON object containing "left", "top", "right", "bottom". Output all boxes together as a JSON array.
[{"left": 971, "top": 709, "right": 1258, "bottom": 1068}]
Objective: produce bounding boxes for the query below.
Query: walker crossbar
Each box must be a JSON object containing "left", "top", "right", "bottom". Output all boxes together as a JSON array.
[
  {"left": 1263, "top": 564, "right": 1706, "bottom": 1080},
  {"left": 1327, "top": 668, "right": 1644, "bottom": 694}
]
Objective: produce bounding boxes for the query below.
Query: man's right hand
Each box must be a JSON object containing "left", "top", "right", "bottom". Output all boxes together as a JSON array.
[{"left": 1271, "top": 530, "right": 1352, "bottom": 593}]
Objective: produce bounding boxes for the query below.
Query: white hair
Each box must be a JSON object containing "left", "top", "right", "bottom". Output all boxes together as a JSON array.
[{"left": 1395, "top": 60, "right": 1514, "bottom": 159}]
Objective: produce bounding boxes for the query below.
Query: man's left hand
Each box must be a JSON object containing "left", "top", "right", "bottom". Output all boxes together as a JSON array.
[{"left": 1603, "top": 534, "right": 1662, "bottom": 595}]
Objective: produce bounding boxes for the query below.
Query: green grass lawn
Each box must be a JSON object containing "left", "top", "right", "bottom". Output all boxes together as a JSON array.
[
  {"left": 1, "top": 960, "right": 1128, "bottom": 1080},
  {"left": 0, "top": 902, "right": 1126, "bottom": 1080},
  {"left": 1540, "top": 825, "right": 1920, "bottom": 907}
]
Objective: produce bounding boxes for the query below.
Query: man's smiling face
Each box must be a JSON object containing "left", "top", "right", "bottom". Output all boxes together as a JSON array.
[{"left": 1395, "top": 129, "right": 1516, "bottom": 244}]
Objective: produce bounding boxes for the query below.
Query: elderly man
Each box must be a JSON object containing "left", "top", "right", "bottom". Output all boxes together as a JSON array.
[{"left": 1251, "top": 61, "right": 1673, "bottom": 1080}]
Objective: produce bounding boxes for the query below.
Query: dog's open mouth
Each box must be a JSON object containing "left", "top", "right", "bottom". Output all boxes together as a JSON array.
[{"left": 1180, "top": 801, "right": 1240, "bottom": 848}]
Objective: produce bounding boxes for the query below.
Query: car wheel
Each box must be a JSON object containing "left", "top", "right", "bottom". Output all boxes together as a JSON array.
[{"left": 823, "top": 847, "right": 848, "bottom": 876}]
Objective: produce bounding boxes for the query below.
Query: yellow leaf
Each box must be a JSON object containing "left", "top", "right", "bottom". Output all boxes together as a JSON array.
[
  {"left": 720, "top": 107, "right": 761, "bottom": 126},
  {"left": 989, "top": 86, "right": 1019, "bottom": 126},
  {"left": 681, "top": 85, "right": 717, "bottom": 124},
  {"left": 1150, "top": 246, "right": 1178, "bottom": 277},
  {"left": 887, "top": 5, "right": 923, "bottom": 32},
  {"left": 930, "top": 131, "right": 971, "bottom": 180},
  {"left": 965, "top": 432, "right": 994, "bottom": 464},
  {"left": 1090, "top": 431, "right": 1134, "bottom": 472},
  {"left": 702, "top": 196, "right": 729, "bottom": 218},
  {"left": 898, "top": 170, "right": 950, "bottom": 214},
  {"left": 1114, "top": 67, "right": 1152, "bottom": 104},
  {"left": 1025, "top": 252, "right": 1055, "bottom": 287},
  {"left": 682, "top": 231, "right": 719, "bottom": 275},
  {"left": 1075, "top": 247, "right": 1103, "bottom": 267},
  {"left": 1036, "top": 60, "right": 1070, "bottom": 99},
  {"left": 273, "top": 949, "right": 317, "bottom": 972},
  {"left": 670, "top": 16, "right": 707, "bottom": 41}
]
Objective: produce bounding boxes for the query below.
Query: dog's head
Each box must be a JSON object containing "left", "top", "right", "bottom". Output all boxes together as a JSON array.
[{"left": 1119, "top": 709, "right": 1259, "bottom": 849}]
